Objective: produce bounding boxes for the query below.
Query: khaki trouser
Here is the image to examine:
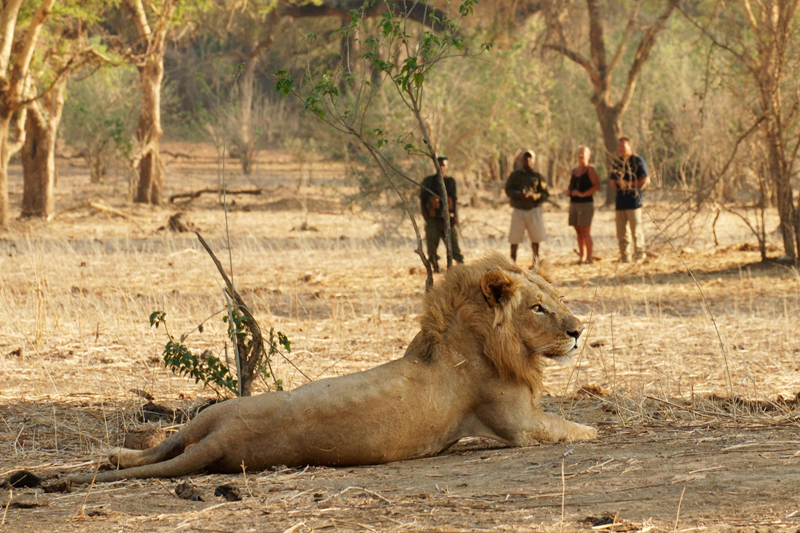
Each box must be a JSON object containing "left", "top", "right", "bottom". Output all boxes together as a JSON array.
[
  {"left": 615, "top": 208, "right": 645, "bottom": 261},
  {"left": 508, "top": 206, "right": 547, "bottom": 244}
]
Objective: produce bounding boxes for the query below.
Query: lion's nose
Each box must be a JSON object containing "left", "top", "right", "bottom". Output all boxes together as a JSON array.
[{"left": 567, "top": 325, "right": 584, "bottom": 339}]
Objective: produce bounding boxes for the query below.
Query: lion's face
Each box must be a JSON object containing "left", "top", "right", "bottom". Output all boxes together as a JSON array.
[
  {"left": 513, "top": 271, "right": 584, "bottom": 364},
  {"left": 481, "top": 267, "right": 584, "bottom": 366}
]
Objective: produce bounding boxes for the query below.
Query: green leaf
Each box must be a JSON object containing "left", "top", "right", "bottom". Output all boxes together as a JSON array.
[
  {"left": 149, "top": 311, "right": 166, "bottom": 328},
  {"left": 459, "top": 0, "right": 477, "bottom": 16},
  {"left": 274, "top": 71, "right": 294, "bottom": 97},
  {"left": 278, "top": 332, "right": 291, "bottom": 353}
]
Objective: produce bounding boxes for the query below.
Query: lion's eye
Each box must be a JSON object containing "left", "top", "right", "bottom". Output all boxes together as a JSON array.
[{"left": 531, "top": 304, "right": 545, "bottom": 313}]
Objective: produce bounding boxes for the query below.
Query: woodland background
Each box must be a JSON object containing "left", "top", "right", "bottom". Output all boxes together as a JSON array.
[{"left": 1, "top": 0, "right": 799, "bottom": 264}]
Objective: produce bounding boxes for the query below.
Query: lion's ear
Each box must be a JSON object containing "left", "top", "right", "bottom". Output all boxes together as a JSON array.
[
  {"left": 481, "top": 270, "right": 516, "bottom": 308},
  {"left": 533, "top": 258, "right": 553, "bottom": 283}
]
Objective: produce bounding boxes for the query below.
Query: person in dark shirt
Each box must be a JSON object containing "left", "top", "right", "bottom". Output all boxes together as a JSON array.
[
  {"left": 419, "top": 156, "right": 464, "bottom": 273},
  {"left": 609, "top": 137, "right": 650, "bottom": 263},
  {"left": 505, "top": 149, "right": 549, "bottom": 265},
  {"left": 567, "top": 146, "right": 601, "bottom": 264}
]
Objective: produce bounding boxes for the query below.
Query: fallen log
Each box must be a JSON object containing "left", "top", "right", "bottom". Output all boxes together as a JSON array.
[{"left": 169, "top": 187, "right": 263, "bottom": 203}]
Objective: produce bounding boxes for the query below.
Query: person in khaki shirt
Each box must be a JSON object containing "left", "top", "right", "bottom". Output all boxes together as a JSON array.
[{"left": 505, "top": 150, "right": 549, "bottom": 266}]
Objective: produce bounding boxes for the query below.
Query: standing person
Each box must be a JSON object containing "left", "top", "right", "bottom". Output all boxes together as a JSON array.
[
  {"left": 609, "top": 137, "right": 650, "bottom": 263},
  {"left": 505, "top": 149, "right": 549, "bottom": 265},
  {"left": 419, "top": 156, "right": 464, "bottom": 273},
  {"left": 567, "top": 146, "right": 601, "bottom": 264}
]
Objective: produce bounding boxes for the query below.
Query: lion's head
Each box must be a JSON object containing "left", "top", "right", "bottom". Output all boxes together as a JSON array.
[{"left": 419, "top": 253, "right": 584, "bottom": 395}]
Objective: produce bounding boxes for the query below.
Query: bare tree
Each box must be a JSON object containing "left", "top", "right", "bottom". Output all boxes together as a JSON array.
[
  {"left": 0, "top": 0, "right": 55, "bottom": 227},
  {"left": 542, "top": 0, "right": 675, "bottom": 201},
  {"left": 205, "top": 1, "right": 278, "bottom": 176},
  {"left": 678, "top": 1, "right": 800, "bottom": 260}
]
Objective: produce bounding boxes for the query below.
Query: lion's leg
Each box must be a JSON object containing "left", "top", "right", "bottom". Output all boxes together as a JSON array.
[
  {"left": 541, "top": 411, "right": 597, "bottom": 442},
  {"left": 108, "top": 431, "right": 187, "bottom": 469},
  {"left": 510, "top": 410, "right": 597, "bottom": 445},
  {"left": 68, "top": 436, "right": 224, "bottom": 485}
]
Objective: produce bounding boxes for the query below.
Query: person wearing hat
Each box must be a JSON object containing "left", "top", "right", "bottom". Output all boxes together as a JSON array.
[
  {"left": 505, "top": 149, "right": 549, "bottom": 265},
  {"left": 419, "top": 156, "right": 464, "bottom": 273}
]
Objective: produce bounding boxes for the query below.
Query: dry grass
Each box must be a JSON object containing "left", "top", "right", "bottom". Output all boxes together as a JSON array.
[
  {"left": 0, "top": 150, "right": 799, "bottom": 530},
  {"left": 2, "top": 155, "right": 800, "bottom": 438}
]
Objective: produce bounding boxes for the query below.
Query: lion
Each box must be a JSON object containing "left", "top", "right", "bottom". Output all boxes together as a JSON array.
[{"left": 68, "top": 254, "right": 596, "bottom": 484}]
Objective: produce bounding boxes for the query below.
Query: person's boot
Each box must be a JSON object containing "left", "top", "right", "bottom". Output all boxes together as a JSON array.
[{"left": 432, "top": 260, "right": 440, "bottom": 273}]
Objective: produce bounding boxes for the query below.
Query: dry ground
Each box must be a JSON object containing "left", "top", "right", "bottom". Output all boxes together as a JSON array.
[{"left": 0, "top": 145, "right": 799, "bottom": 532}]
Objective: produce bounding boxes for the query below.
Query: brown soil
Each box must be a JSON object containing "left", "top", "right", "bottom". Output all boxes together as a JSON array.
[{"left": 0, "top": 146, "right": 798, "bottom": 532}]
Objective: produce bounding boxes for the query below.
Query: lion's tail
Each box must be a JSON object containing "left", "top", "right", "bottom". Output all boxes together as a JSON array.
[{"left": 68, "top": 436, "right": 223, "bottom": 484}]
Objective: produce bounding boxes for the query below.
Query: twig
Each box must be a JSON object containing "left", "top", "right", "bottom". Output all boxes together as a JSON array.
[
  {"left": 241, "top": 461, "right": 254, "bottom": 499},
  {"left": 1, "top": 489, "right": 11, "bottom": 526},
  {"left": 73, "top": 459, "right": 101, "bottom": 520},
  {"left": 560, "top": 455, "right": 566, "bottom": 531},
  {"left": 560, "top": 445, "right": 574, "bottom": 532},
  {"left": 282, "top": 522, "right": 306, "bottom": 533},
  {"left": 156, "top": 479, "right": 180, "bottom": 499},
  {"left": 314, "top": 486, "right": 391, "bottom": 506},
  {"left": 674, "top": 486, "right": 686, "bottom": 532},
  {"left": 87, "top": 201, "right": 133, "bottom": 220},
  {"left": 53, "top": 201, "right": 141, "bottom": 225}
]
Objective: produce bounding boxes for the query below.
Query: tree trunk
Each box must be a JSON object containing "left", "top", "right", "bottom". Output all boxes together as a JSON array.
[
  {"left": 593, "top": 100, "right": 622, "bottom": 205},
  {"left": 237, "top": 56, "right": 257, "bottom": 175},
  {"left": 795, "top": 192, "right": 800, "bottom": 265},
  {"left": 134, "top": 58, "right": 164, "bottom": 204},
  {"left": 21, "top": 78, "right": 65, "bottom": 219},
  {"left": 87, "top": 147, "right": 106, "bottom": 183},
  {"left": 766, "top": 133, "right": 797, "bottom": 258},
  {"left": 0, "top": 0, "right": 55, "bottom": 226},
  {"left": 0, "top": 114, "right": 12, "bottom": 227}
]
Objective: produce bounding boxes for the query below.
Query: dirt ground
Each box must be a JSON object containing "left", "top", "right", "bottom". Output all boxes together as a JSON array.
[{"left": 0, "top": 146, "right": 799, "bottom": 532}]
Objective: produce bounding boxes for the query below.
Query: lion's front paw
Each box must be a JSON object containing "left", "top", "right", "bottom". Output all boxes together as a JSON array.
[
  {"left": 107, "top": 447, "right": 123, "bottom": 467},
  {"left": 569, "top": 424, "right": 598, "bottom": 441}
]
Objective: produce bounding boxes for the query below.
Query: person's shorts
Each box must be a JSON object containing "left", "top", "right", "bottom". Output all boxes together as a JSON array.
[
  {"left": 568, "top": 202, "right": 594, "bottom": 227},
  {"left": 508, "top": 206, "right": 546, "bottom": 244}
]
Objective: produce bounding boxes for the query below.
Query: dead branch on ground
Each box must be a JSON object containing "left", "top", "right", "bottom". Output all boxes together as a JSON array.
[{"left": 169, "top": 187, "right": 263, "bottom": 203}]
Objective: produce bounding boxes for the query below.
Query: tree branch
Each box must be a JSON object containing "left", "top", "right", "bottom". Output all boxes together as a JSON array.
[
  {"left": 8, "top": 0, "right": 55, "bottom": 103},
  {"left": 128, "top": 0, "right": 153, "bottom": 39},
  {"left": 280, "top": 0, "right": 449, "bottom": 31},
  {"left": 586, "top": 0, "right": 608, "bottom": 75},
  {"left": 542, "top": 43, "right": 594, "bottom": 74},
  {"left": 6, "top": 107, "right": 26, "bottom": 157},
  {"left": 616, "top": 1, "right": 675, "bottom": 113},
  {"left": 0, "top": 0, "right": 25, "bottom": 77},
  {"left": 606, "top": 0, "right": 643, "bottom": 74},
  {"left": 673, "top": 0, "right": 753, "bottom": 71}
]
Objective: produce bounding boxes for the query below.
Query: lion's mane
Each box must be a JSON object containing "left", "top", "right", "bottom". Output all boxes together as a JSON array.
[{"left": 417, "top": 253, "right": 546, "bottom": 395}]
